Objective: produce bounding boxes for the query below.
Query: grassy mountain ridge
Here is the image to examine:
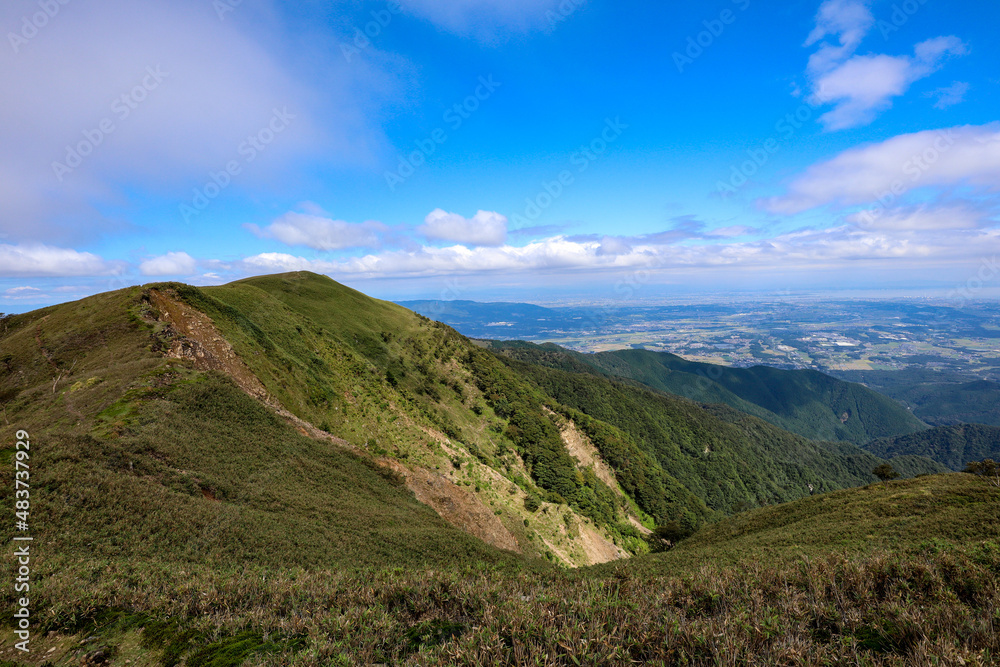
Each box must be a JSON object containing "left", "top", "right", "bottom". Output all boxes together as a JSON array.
[
  {"left": 491, "top": 342, "right": 929, "bottom": 443},
  {"left": 182, "top": 273, "right": 667, "bottom": 558},
  {"left": 0, "top": 286, "right": 519, "bottom": 571}
]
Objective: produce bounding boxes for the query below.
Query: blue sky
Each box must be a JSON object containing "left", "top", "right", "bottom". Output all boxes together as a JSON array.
[{"left": 2, "top": 0, "right": 999, "bottom": 310}]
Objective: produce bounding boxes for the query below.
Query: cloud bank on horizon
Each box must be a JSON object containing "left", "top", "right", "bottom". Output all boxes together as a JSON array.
[{"left": 1, "top": 0, "right": 998, "bottom": 307}]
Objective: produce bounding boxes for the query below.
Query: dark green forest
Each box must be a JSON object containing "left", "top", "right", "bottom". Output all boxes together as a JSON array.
[{"left": 490, "top": 342, "right": 928, "bottom": 443}]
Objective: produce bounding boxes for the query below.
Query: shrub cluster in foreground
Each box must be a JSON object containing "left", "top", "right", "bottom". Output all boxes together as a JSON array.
[{"left": 16, "top": 541, "right": 1000, "bottom": 666}]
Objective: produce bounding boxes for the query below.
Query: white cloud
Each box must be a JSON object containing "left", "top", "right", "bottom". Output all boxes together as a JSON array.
[
  {"left": 765, "top": 124, "right": 1000, "bottom": 214},
  {"left": 595, "top": 236, "right": 633, "bottom": 257},
  {"left": 418, "top": 209, "right": 508, "bottom": 247},
  {"left": 240, "top": 253, "right": 340, "bottom": 274},
  {"left": 245, "top": 238, "right": 632, "bottom": 278},
  {"left": 0, "top": 0, "right": 383, "bottom": 244},
  {"left": 802, "top": 0, "right": 967, "bottom": 130},
  {"left": 232, "top": 216, "right": 999, "bottom": 282},
  {"left": 250, "top": 212, "right": 386, "bottom": 251},
  {"left": 139, "top": 251, "right": 198, "bottom": 276},
  {"left": 848, "top": 203, "right": 993, "bottom": 231},
  {"left": 811, "top": 54, "right": 915, "bottom": 129},
  {"left": 810, "top": 37, "right": 967, "bottom": 130},
  {"left": 805, "top": 0, "right": 874, "bottom": 74},
  {"left": 0, "top": 244, "right": 121, "bottom": 277},
  {"left": 1, "top": 285, "right": 50, "bottom": 301},
  {"left": 927, "top": 81, "right": 970, "bottom": 110}
]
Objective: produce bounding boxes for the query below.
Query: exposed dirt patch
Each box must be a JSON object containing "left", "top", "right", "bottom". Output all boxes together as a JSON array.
[
  {"left": 547, "top": 407, "right": 648, "bottom": 553},
  {"left": 382, "top": 459, "right": 521, "bottom": 554},
  {"left": 629, "top": 515, "right": 652, "bottom": 535},
  {"left": 555, "top": 412, "right": 622, "bottom": 493},
  {"left": 577, "top": 522, "right": 628, "bottom": 564},
  {"left": 420, "top": 424, "right": 452, "bottom": 446},
  {"left": 148, "top": 290, "right": 270, "bottom": 402}
]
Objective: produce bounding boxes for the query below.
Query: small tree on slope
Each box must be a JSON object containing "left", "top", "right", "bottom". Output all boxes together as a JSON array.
[
  {"left": 873, "top": 463, "right": 900, "bottom": 484},
  {"left": 964, "top": 459, "right": 1000, "bottom": 487}
]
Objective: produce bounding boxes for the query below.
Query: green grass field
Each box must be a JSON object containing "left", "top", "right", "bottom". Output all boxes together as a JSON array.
[{"left": 2, "top": 474, "right": 997, "bottom": 666}]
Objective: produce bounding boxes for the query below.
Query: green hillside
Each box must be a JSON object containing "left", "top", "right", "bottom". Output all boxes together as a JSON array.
[
  {"left": 865, "top": 423, "right": 1000, "bottom": 470},
  {"left": 492, "top": 343, "right": 929, "bottom": 443},
  {"left": 612, "top": 472, "right": 1000, "bottom": 574},
  {"left": 896, "top": 379, "right": 1000, "bottom": 426},
  {"left": 495, "top": 353, "right": 944, "bottom": 514},
  {"left": 185, "top": 273, "right": 696, "bottom": 551},
  {"left": 0, "top": 287, "right": 517, "bottom": 571},
  {"left": 834, "top": 369, "right": 1000, "bottom": 426},
  {"left": 1, "top": 273, "right": 992, "bottom": 666}
]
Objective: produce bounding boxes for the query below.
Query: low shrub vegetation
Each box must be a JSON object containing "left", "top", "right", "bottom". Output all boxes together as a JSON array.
[{"left": 6, "top": 542, "right": 997, "bottom": 665}]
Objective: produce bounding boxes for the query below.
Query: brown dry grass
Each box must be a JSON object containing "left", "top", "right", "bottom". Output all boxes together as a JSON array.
[{"left": 9, "top": 540, "right": 996, "bottom": 666}]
